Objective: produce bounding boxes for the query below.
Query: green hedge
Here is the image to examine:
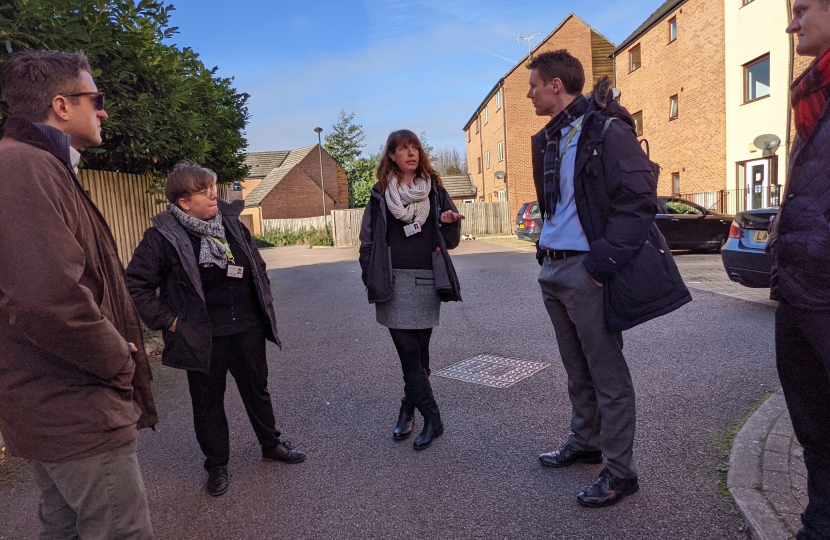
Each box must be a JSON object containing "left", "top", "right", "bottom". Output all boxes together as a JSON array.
[{"left": 253, "top": 229, "right": 333, "bottom": 248}]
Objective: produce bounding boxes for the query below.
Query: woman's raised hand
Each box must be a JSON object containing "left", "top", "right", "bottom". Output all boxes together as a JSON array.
[{"left": 440, "top": 210, "right": 465, "bottom": 224}]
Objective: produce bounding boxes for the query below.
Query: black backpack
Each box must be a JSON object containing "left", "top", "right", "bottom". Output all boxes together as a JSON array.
[{"left": 596, "top": 116, "right": 661, "bottom": 190}]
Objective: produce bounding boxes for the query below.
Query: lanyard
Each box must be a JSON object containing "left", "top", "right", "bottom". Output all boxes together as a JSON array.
[
  {"left": 559, "top": 116, "right": 584, "bottom": 163},
  {"left": 209, "top": 236, "right": 235, "bottom": 264}
]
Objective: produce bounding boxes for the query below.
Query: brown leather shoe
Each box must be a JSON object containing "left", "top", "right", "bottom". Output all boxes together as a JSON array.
[
  {"left": 577, "top": 468, "right": 639, "bottom": 508},
  {"left": 539, "top": 443, "right": 603, "bottom": 468},
  {"left": 262, "top": 441, "right": 306, "bottom": 464},
  {"left": 205, "top": 465, "right": 229, "bottom": 497}
]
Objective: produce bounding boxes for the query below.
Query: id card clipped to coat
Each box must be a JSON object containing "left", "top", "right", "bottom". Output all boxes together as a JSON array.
[{"left": 226, "top": 265, "right": 244, "bottom": 279}]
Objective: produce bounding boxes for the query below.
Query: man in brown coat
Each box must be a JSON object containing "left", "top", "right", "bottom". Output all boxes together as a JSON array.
[{"left": 0, "top": 51, "right": 157, "bottom": 538}]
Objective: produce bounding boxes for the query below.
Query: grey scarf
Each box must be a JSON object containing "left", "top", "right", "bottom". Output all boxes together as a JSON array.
[{"left": 169, "top": 204, "right": 229, "bottom": 269}]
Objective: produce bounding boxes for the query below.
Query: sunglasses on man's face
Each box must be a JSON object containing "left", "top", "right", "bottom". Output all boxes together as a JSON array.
[{"left": 60, "top": 91, "right": 106, "bottom": 111}]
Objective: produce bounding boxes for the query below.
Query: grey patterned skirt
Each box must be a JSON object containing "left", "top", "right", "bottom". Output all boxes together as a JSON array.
[{"left": 376, "top": 268, "right": 441, "bottom": 329}]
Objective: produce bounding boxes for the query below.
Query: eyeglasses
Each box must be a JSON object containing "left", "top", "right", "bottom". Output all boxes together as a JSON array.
[
  {"left": 193, "top": 186, "right": 217, "bottom": 198},
  {"left": 61, "top": 92, "right": 106, "bottom": 111}
]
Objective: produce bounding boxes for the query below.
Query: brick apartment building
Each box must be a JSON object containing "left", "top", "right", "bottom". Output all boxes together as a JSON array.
[
  {"left": 613, "top": 0, "right": 811, "bottom": 212},
  {"left": 468, "top": 3, "right": 810, "bottom": 221},
  {"left": 239, "top": 145, "right": 348, "bottom": 234},
  {"left": 611, "top": 0, "right": 726, "bottom": 198},
  {"left": 463, "top": 14, "right": 615, "bottom": 218}
]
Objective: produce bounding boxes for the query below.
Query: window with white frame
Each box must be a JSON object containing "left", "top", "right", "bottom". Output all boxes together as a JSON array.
[
  {"left": 484, "top": 106, "right": 489, "bottom": 124},
  {"left": 669, "top": 17, "right": 677, "bottom": 42},
  {"left": 486, "top": 151, "right": 491, "bottom": 169},
  {"left": 744, "top": 54, "right": 771, "bottom": 102},
  {"left": 497, "top": 141, "right": 504, "bottom": 162},
  {"left": 496, "top": 90, "right": 502, "bottom": 111},
  {"left": 669, "top": 95, "right": 679, "bottom": 120}
]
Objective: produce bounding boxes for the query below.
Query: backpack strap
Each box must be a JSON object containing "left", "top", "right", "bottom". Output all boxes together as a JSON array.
[
  {"left": 596, "top": 116, "right": 618, "bottom": 159},
  {"left": 601, "top": 117, "right": 617, "bottom": 138}
]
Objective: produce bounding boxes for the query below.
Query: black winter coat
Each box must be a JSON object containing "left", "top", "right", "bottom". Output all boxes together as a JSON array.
[
  {"left": 359, "top": 178, "right": 461, "bottom": 304},
  {"left": 126, "top": 199, "right": 280, "bottom": 373},
  {"left": 532, "top": 80, "right": 691, "bottom": 333},
  {"left": 769, "top": 94, "right": 830, "bottom": 310}
]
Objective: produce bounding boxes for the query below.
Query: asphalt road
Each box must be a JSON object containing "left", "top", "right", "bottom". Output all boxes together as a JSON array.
[{"left": 0, "top": 242, "right": 781, "bottom": 539}]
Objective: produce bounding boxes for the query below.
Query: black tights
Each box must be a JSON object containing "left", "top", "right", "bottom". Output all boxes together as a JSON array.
[{"left": 389, "top": 328, "right": 433, "bottom": 376}]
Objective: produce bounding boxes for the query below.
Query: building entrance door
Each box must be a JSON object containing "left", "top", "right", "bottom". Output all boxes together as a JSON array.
[{"left": 745, "top": 159, "right": 769, "bottom": 210}]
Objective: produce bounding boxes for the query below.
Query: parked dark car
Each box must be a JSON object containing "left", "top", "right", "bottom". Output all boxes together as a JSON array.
[
  {"left": 655, "top": 197, "right": 733, "bottom": 251},
  {"left": 721, "top": 208, "right": 777, "bottom": 288},
  {"left": 515, "top": 201, "right": 542, "bottom": 242}
]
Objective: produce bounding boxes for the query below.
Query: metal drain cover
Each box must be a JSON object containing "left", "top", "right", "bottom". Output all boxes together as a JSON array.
[{"left": 433, "top": 354, "right": 550, "bottom": 388}]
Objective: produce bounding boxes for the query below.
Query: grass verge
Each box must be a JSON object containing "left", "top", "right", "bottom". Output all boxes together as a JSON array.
[{"left": 711, "top": 390, "right": 776, "bottom": 497}]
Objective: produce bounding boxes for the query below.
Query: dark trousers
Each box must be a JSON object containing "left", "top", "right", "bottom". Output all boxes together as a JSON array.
[
  {"left": 186, "top": 324, "right": 281, "bottom": 471},
  {"left": 776, "top": 301, "right": 830, "bottom": 540},
  {"left": 389, "top": 328, "right": 434, "bottom": 413},
  {"left": 538, "top": 255, "right": 637, "bottom": 480},
  {"left": 389, "top": 328, "right": 433, "bottom": 377}
]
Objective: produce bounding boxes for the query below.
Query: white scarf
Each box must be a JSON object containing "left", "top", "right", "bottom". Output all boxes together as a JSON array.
[{"left": 385, "top": 175, "right": 431, "bottom": 226}]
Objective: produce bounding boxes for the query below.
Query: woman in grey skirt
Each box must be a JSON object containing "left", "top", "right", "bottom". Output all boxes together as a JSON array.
[{"left": 358, "top": 130, "right": 464, "bottom": 450}]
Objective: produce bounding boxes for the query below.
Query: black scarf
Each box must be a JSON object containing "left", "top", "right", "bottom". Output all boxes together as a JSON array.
[{"left": 543, "top": 95, "right": 589, "bottom": 218}]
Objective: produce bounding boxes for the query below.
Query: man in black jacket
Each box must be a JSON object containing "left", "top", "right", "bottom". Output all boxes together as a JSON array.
[
  {"left": 527, "top": 50, "right": 690, "bottom": 508},
  {"left": 769, "top": 2, "right": 830, "bottom": 538}
]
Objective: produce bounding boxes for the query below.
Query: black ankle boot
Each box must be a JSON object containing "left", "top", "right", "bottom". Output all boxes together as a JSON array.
[
  {"left": 406, "top": 371, "right": 444, "bottom": 450},
  {"left": 414, "top": 410, "right": 443, "bottom": 450},
  {"left": 393, "top": 401, "right": 415, "bottom": 440}
]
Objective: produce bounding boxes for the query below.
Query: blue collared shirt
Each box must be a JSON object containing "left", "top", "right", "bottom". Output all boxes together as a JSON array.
[{"left": 538, "top": 116, "right": 591, "bottom": 252}]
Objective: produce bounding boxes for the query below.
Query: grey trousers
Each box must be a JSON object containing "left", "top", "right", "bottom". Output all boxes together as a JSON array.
[
  {"left": 31, "top": 439, "right": 153, "bottom": 540},
  {"left": 538, "top": 254, "right": 637, "bottom": 479}
]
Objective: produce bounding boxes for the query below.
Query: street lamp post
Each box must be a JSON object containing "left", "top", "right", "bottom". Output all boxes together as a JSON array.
[{"left": 314, "top": 127, "right": 329, "bottom": 236}]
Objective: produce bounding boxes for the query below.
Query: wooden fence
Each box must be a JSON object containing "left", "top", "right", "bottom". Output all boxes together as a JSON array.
[
  {"left": 328, "top": 201, "right": 512, "bottom": 247},
  {"left": 70, "top": 176, "right": 514, "bottom": 261},
  {"left": 262, "top": 215, "right": 333, "bottom": 234},
  {"left": 456, "top": 201, "right": 512, "bottom": 236},
  {"left": 77, "top": 170, "right": 166, "bottom": 265},
  {"left": 332, "top": 209, "right": 366, "bottom": 247}
]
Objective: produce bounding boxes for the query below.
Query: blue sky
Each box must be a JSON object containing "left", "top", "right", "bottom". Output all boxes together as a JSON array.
[{"left": 165, "top": 0, "right": 666, "bottom": 156}]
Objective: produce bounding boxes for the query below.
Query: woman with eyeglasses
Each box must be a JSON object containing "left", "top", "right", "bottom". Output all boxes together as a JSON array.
[
  {"left": 126, "top": 163, "right": 305, "bottom": 497},
  {"left": 359, "top": 130, "right": 464, "bottom": 450}
]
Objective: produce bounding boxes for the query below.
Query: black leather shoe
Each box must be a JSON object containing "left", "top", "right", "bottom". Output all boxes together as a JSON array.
[
  {"left": 577, "top": 468, "right": 639, "bottom": 508},
  {"left": 262, "top": 441, "right": 306, "bottom": 464},
  {"left": 539, "top": 443, "right": 603, "bottom": 468},
  {"left": 205, "top": 466, "right": 229, "bottom": 497},
  {"left": 413, "top": 414, "right": 443, "bottom": 450},
  {"left": 393, "top": 404, "right": 415, "bottom": 441}
]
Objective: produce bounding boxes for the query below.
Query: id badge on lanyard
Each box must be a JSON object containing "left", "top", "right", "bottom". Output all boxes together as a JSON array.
[
  {"left": 210, "top": 236, "right": 244, "bottom": 279},
  {"left": 403, "top": 222, "right": 421, "bottom": 237}
]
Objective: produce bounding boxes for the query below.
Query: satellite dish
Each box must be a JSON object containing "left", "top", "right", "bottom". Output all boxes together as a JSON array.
[
  {"left": 611, "top": 88, "right": 621, "bottom": 100},
  {"left": 494, "top": 170, "right": 506, "bottom": 180},
  {"left": 753, "top": 134, "right": 781, "bottom": 152}
]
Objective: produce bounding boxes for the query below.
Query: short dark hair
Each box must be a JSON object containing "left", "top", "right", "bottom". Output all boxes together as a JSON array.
[
  {"left": 165, "top": 163, "right": 218, "bottom": 206},
  {"left": 1, "top": 50, "right": 92, "bottom": 122},
  {"left": 527, "top": 50, "right": 585, "bottom": 95}
]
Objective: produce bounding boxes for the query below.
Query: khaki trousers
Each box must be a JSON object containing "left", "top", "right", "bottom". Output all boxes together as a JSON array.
[{"left": 32, "top": 439, "right": 153, "bottom": 540}]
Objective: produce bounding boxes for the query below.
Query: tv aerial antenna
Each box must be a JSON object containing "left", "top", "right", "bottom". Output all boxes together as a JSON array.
[{"left": 516, "top": 32, "right": 542, "bottom": 58}]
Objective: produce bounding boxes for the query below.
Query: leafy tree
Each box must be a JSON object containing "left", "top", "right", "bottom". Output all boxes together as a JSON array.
[
  {"left": 351, "top": 179, "right": 373, "bottom": 208},
  {"left": 0, "top": 0, "right": 249, "bottom": 184},
  {"left": 418, "top": 131, "right": 435, "bottom": 162},
  {"left": 348, "top": 152, "right": 380, "bottom": 207},
  {"left": 323, "top": 110, "right": 368, "bottom": 206},
  {"left": 323, "top": 110, "right": 365, "bottom": 167}
]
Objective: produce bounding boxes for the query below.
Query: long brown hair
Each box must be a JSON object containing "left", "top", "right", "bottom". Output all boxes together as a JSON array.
[{"left": 375, "top": 130, "right": 441, "bottom": 194}]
